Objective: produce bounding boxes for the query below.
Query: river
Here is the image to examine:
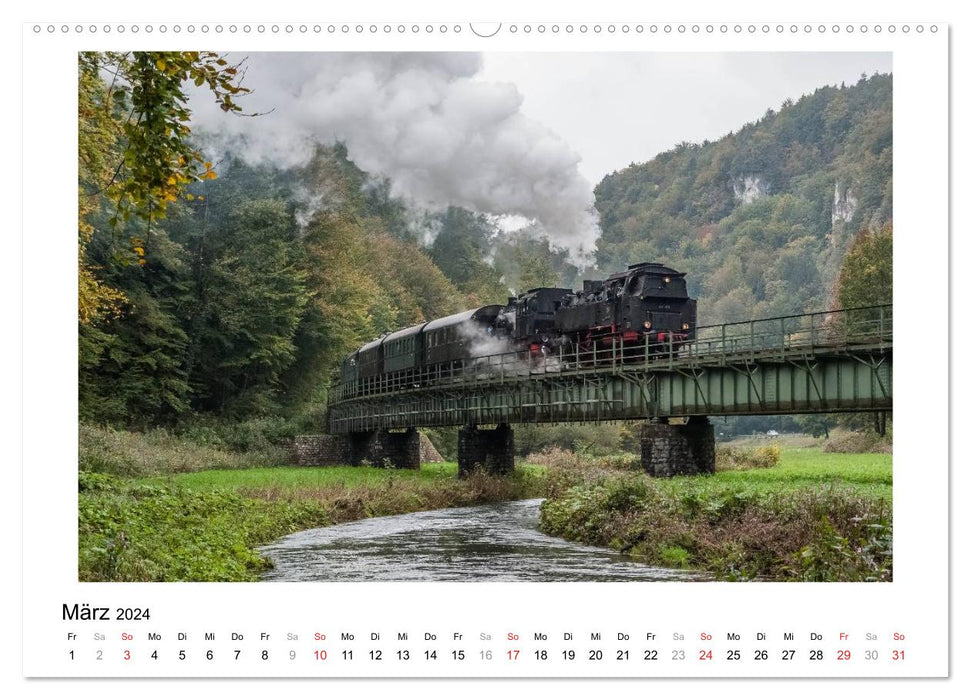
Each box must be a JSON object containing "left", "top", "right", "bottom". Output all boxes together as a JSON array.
[{"left": 259, "top": 499, "right": 706, "bottom": 582}]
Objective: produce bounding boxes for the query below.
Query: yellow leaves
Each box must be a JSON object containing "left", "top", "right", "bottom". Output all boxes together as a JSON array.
[
  {"left": 82, "top": 50, "right": 244, "bottom": 264},
  {"left": 78, "top": 236, "right": 126, "bottom": 325}
]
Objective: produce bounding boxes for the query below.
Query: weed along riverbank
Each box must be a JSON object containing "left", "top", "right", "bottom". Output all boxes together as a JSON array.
[
  {"left": 78, "top": 464, "right": 546, "bottom": 582},
  {"left": 78, "top": 425, "right": 891, "bottom": 583},
  {"left": 536, "top": 446, "right": 892, "bottom": 582}
]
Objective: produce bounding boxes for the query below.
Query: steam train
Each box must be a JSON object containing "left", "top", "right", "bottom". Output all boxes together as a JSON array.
[{"left": 340, "top": 262, "right": 697, "bottom": 391}]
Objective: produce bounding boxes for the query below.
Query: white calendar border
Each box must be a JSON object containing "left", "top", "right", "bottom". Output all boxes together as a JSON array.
[{"left": 14, "top": 0, "right": 956, "bottom": 689}]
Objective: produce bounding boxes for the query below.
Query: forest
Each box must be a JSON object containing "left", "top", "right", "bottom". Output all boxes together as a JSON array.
[
  {"left": 78, "top": 53, "right": 892, "bottom": 434},
  {"left": 595, "top": 72, "right": 891, "bottom": 322}
]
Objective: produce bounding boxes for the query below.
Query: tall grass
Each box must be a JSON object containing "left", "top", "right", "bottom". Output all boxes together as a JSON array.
[
  {"left": 715, "top": 444, "right": 781, "bottom": 470},
  {"left": 823, "top": 429, "right": 893, "bottom": 454},
  {"left": 537, "top": 448, "right": 892, "bottom": 581},
  {"left": 79, "top": 423, "right": 289, "bottom": 476}
]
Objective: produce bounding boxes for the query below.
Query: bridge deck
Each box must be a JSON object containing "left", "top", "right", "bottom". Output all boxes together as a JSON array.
[{"left": 327, "top": 306, "right": 892, "bottom": 433}]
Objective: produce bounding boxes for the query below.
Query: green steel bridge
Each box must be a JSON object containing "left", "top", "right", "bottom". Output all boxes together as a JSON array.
[{"left": 326, "top": 305, "right": 892, "bottom": 435}]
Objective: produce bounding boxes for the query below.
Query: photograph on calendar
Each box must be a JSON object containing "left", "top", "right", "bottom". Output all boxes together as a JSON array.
[{"left": 77, "top": 50, "right": 893, "bottom": 584}]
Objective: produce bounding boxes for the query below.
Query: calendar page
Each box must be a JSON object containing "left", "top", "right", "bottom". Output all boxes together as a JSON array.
[{"left": 17, "top": 0, "right": 957, "bottom": 692}]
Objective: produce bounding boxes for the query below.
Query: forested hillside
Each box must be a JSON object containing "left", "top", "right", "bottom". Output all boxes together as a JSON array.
[
  {"left": 78, "top": 54, "right": 891, "bottom": 427},
  {"left": 81, "top": 147, "right": 465, "bottom": 422},
  {"left": 594, "top": 73, "right": 891, "bottom": 323}
]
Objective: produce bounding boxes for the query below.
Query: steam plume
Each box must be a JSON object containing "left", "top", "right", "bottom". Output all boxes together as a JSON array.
[{"left": 189, "top": 52, "right": 600, "bottom": 259}]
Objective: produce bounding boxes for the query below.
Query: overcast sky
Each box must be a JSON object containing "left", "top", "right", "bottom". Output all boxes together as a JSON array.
[{"left": 479, "top": 52, "right": 892, "bottom": 183}]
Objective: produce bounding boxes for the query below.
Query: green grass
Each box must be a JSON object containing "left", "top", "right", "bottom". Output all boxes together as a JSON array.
[
  {"left": 140, "top": 462, "right": 463, "bottom": 490},
  {"left": 682, "top": 449, "right": 892, "bottom": 500},
  {"left": 137, "top": 462, "right": 548, "bottom": 499}
]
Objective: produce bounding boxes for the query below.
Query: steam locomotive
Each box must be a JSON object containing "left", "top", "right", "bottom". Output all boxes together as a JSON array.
[{"left": 340, "top": 262, "right": 697, "bottom": 392}]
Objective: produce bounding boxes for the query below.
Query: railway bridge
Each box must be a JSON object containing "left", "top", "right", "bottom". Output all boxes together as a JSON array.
[{"left": 321, "top": 305, "right": 892, "bottom": 476}]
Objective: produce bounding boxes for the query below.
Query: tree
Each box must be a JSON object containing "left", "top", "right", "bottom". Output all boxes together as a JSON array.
[
  {"left": 78, "top": 228, "right": 192, "bottom": 423},
  {"left": 182, "top": 200, "right": 308, "bottom": 414},
  {"left": 78, "top": 58, "right": 127, "bottom": 324},
  {"left": 429, "top": 207, "right": 507, "bottom": 303},
  {"left": 282, "top": 210, "right": 386, "bottom": 406},
  {"left": 834, "top": 223, "right": 893, "bottom": 308},
  {"left": 78, "top": 51, "right": 251, "bottom": 323},
  {"left": 795, "top": 414, "right": 837, "bottom": 439},
  {"left": 514, "top": 249, "right": 561, "bottom": 292}
]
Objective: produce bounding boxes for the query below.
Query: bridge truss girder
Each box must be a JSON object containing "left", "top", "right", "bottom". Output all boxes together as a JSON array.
[{"left": 327, "top": 351, "right": 892, "bottom": 434}]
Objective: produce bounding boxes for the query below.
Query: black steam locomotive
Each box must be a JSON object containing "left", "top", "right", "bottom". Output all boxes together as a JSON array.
[{"left": 340, "top": 262, "right": 696, "bottom": 392}]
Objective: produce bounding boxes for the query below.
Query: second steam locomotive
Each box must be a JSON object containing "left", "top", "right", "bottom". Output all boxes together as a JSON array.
[{"left": 340, "top": 262, "right": 697, "bottom": 393}]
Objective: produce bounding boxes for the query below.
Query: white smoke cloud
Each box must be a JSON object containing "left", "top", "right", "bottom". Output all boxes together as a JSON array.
[
  {"left": 457, "top": 322, "right": 563, "bottom": 378},
  {"left": 188, "top": 52, "right": 600, "bottom": 259}
]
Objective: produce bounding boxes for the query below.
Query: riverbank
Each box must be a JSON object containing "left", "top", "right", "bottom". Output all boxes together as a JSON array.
[
  {"left": 538, "top": 448, "right": 892, "bottom": 581},
  {"left": 78, "top": 463, "right": 545, "bottom": 582},
  {"left": 78, "top": 423, "right": 891, "bottom": 583}
]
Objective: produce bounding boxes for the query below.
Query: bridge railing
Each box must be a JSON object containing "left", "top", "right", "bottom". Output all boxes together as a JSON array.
[
  {"left": 688, "top": 304, "right": 892, "bottom": 364},
  {"left": 328, "top": 304, "right": 891, "bottom": 403}
]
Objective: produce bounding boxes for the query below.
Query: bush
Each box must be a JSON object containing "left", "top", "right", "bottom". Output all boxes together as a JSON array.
[
  {"left": 539, "top": 469, "right": 893, "bottom": 582},
  {"left": 823, "top": 430, "right": 892, "bottom": 454},
  {"left": 715, "top": 444, "right": 782, "bottom": 471},
  {"left": 78, "top": 481, "right": 289, "bottom": 581},
  {"left": 591, "top": 453, "right": 642, "bottom": 471},
  {"left": 603, "top": 476, "right": 650, "bottom": 512},
  {"left": 176, "top": 415, "right": 312, "bottom": 451}
]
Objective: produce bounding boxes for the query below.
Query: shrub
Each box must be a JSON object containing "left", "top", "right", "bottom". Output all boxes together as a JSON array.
[
  {"left": 659, "top": 546, "right": 691, "bottom": 568},
  {"left": 715, "top": 444, "right": 782, "bottom": 471},
  {"left": 603, "top": 476, "right": 650, "bottom": 512},
  {"left": 538, "top": 468, "right": 892, "bottom": 582},
  {"left": 823, "top": 430, "right": 892, "bottom": 454},
  {"left": 591, "top": 453, "right": 642, "bottom": 471}
]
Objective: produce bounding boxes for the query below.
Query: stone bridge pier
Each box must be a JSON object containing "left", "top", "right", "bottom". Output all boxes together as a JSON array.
[
  {"left": 347, "top": 428, "right": 421, "bottom": 469},
  {"left": 641, "top": 417, "right": 715, "bottom": 477},
  {"left": 458, "top": 423, "right": 515, "bottom": 477}
]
